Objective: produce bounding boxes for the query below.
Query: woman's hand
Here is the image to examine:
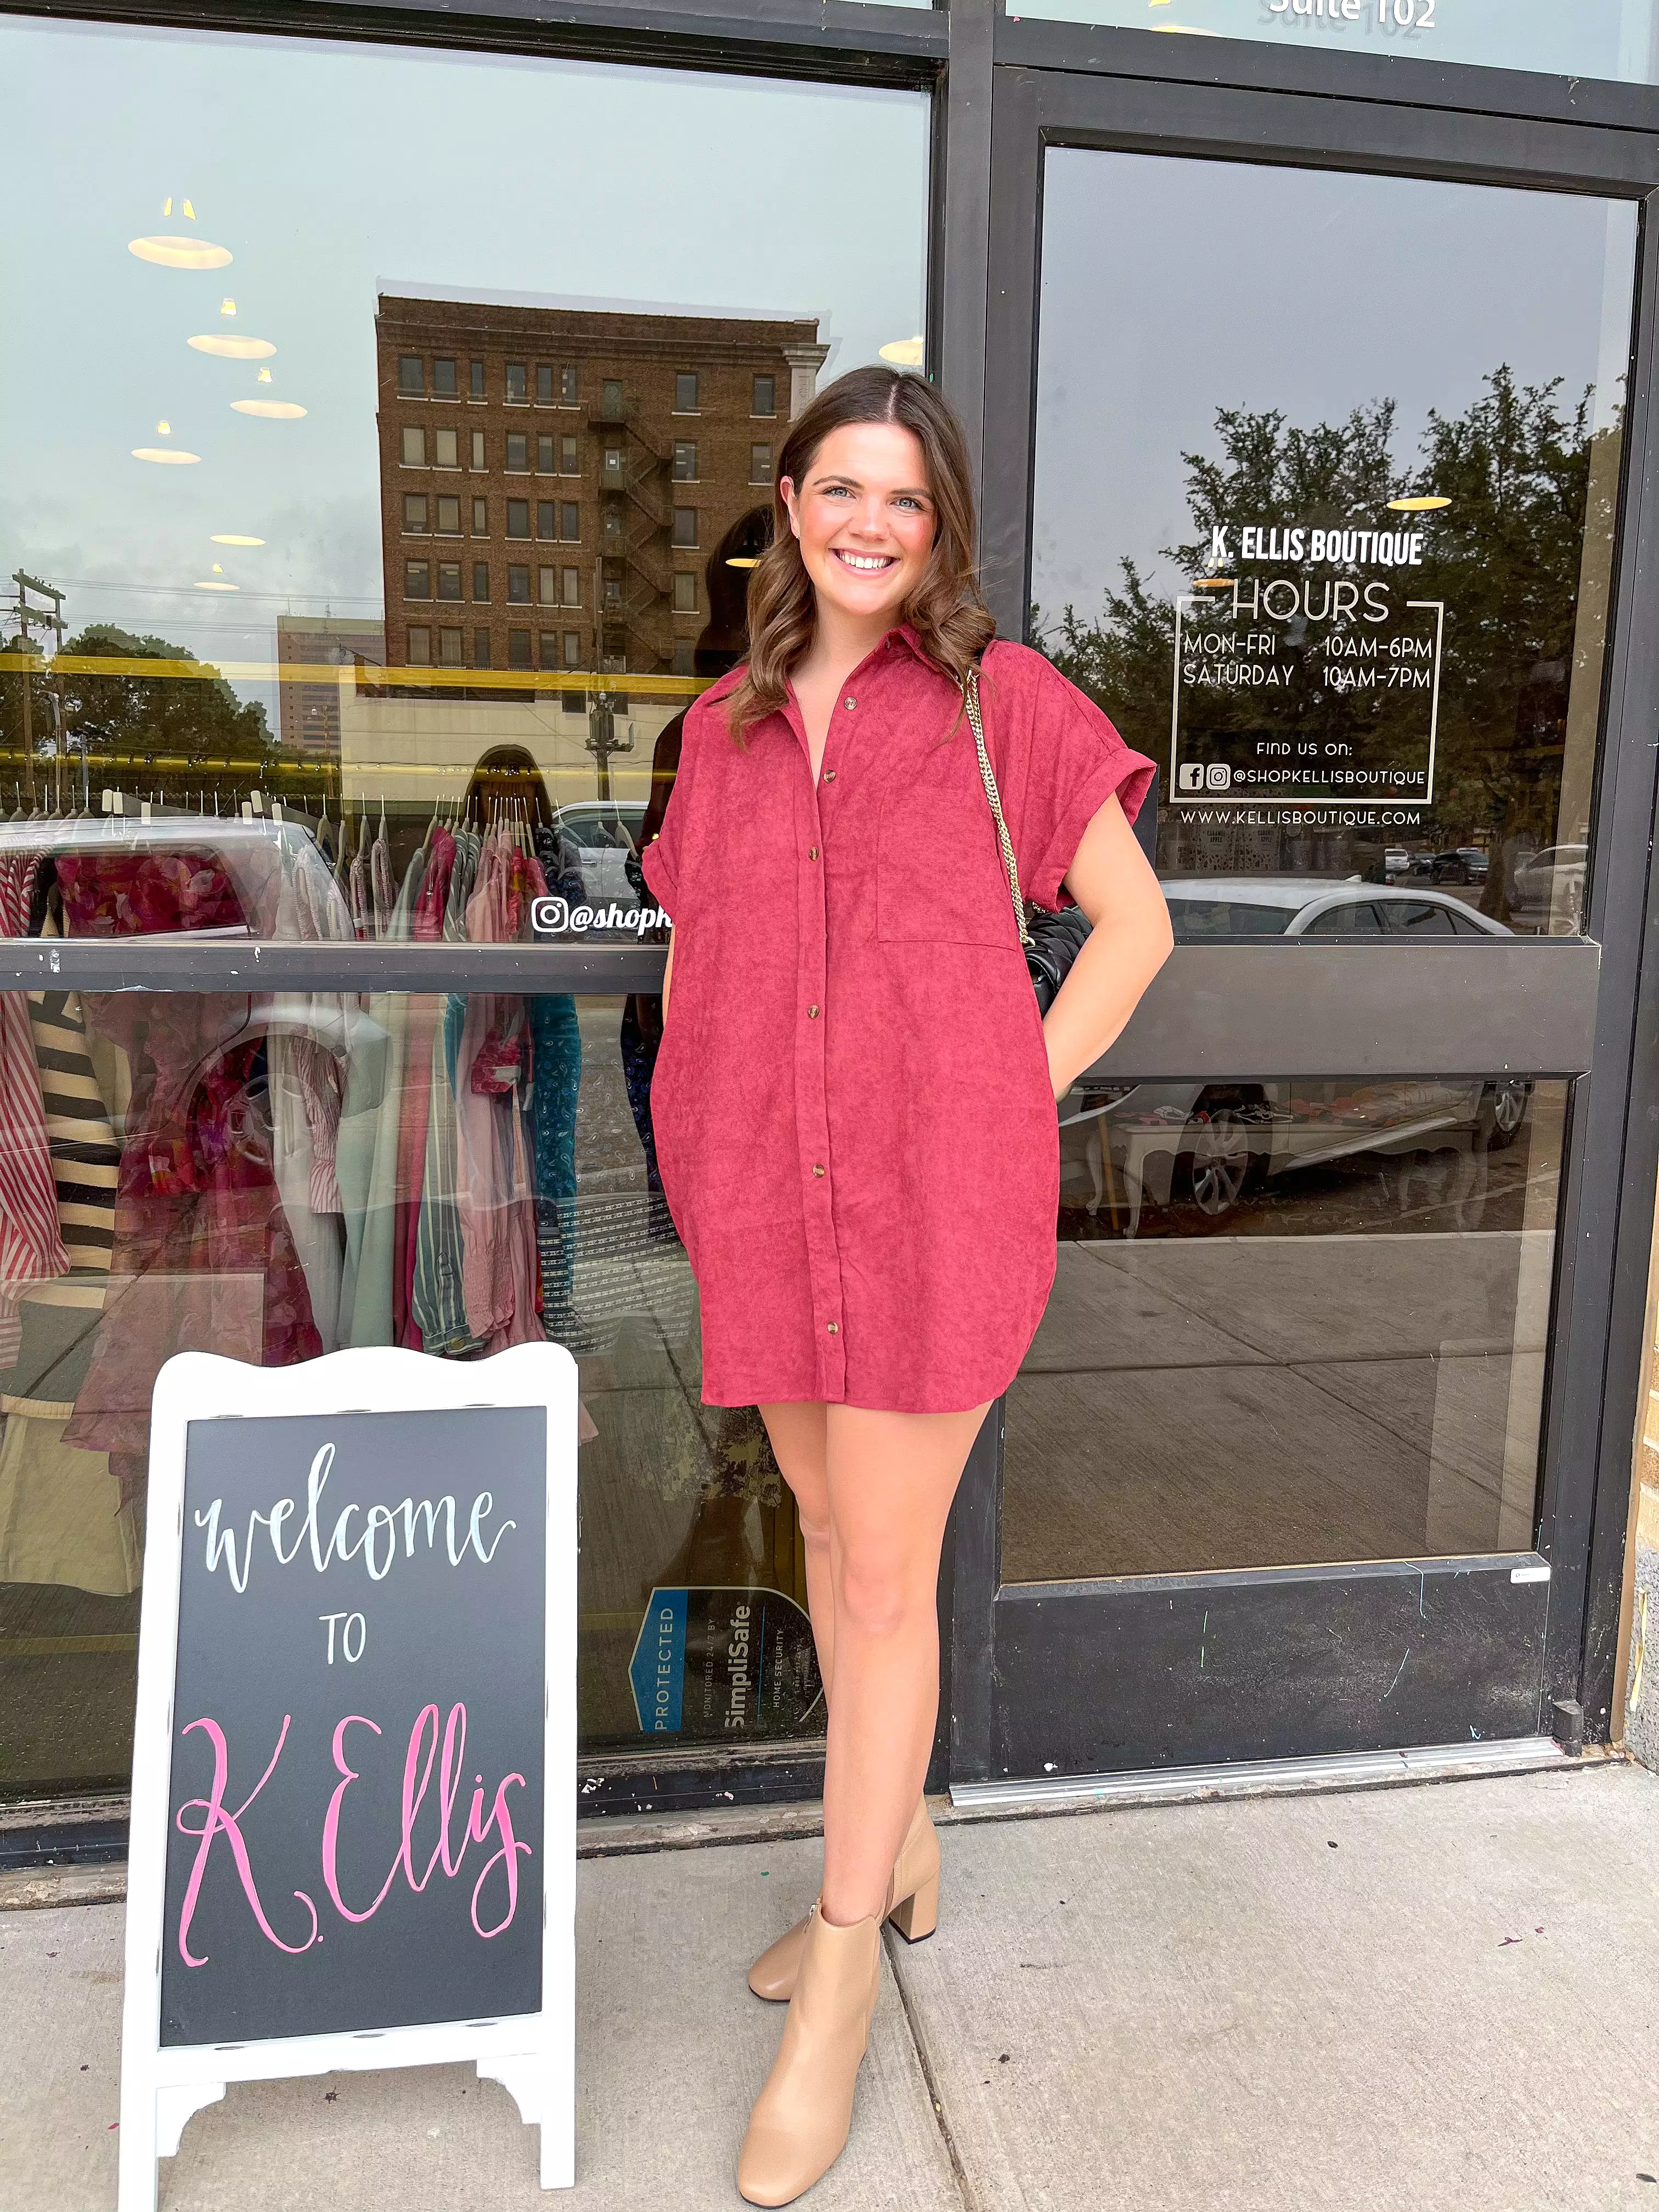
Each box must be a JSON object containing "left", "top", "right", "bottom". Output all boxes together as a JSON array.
[{"left": 1041, "top": 794, "right": 1173, "bottom": 1101}]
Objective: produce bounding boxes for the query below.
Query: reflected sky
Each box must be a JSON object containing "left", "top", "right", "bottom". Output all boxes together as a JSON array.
[
  {"left": 1018, "top": 0, "right": 1659, "bottom": 81},
  {"left": 1033, "top": 151, "right": 1635, "bottom": 620},
  {"left": 0, "top": 22, "right": 929, "bottom": 719}
]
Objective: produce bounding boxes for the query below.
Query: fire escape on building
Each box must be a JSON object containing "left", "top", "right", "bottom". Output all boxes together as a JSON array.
[{"left": 591, "top": 391, "right": 672, "bottom": 673}]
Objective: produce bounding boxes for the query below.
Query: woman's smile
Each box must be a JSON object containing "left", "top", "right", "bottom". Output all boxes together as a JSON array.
[{"left": 831, "top": 548, "right": 898, "bottom": 572}]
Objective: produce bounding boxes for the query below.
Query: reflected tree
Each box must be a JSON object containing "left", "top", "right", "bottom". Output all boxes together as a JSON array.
[
  {"left": 1041, "top": 368, "right": 1616, "bottom": 898},
  {"left": 1, "top": 624, "right": 273, "bottom": 808}
]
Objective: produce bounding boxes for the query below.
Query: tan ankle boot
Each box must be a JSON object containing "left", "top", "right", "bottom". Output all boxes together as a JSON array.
[
  {"left": 748, "top": 1798, "right": 939, "bottom": 2001},
  {"left": 737, "top": 1905, "right": 882, "bottom": 2207}
]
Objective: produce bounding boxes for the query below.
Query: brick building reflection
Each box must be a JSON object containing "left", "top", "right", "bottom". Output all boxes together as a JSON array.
[{"left": 374, "top": 289, "right": 827, "bottom": 680}]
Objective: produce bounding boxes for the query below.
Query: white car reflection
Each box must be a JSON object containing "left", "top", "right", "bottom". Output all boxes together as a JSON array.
[
  {"left": 1060, "top": 876, "right": 1528, "bottom": 1232},
  {"left": 550, "top": 801, "right": 646, "bottom": 912}
]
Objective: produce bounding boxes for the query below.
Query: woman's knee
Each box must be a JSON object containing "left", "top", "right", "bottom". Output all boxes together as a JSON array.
[{"left": 834, "top": 1549, "right": 930, "bottom": 1641}]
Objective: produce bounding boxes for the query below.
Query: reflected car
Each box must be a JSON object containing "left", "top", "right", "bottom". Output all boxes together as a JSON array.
[
  {"left": 1508, "top": 843, "right": 1587, "bottom": 935},
  {"left": 550, "top": 801, "right": 647, "bottom": 911},
  {"left": 1161, "top": 877, "right": 1510, "bottom": 940},
  {"left": 1058, "top": 877, "right": 1527, "bottom": 1227},
  {"left": 1430, "top": 847, "right": 1490, "bottom": 884}
]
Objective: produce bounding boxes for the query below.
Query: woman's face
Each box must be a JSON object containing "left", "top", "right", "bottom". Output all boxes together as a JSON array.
[{"left": 780, "top": 421, "right": 936, "bottom": 630}]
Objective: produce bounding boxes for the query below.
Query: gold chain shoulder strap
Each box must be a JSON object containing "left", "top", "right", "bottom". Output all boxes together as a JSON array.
[{"left": 964, "top": 663, "right": 1032, "bottom": 948}]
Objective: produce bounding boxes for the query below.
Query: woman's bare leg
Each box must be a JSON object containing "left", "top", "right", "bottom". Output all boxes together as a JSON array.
[
  {"left": 758, "top": 1402, "right": 835, "bottom": 1711},
  {"left": 818, "top": 1402, "right": 990, "bottom": 1926}
]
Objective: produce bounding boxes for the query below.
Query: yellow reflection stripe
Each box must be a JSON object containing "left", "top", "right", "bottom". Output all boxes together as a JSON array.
[{"left": 0, "top": 654, "right": 710, "bottom": 698}]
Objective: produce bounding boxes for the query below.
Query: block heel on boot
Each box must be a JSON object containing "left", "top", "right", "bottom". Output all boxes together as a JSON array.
[{"left": 885, "top": 1869, "right": 938, "bottom": 1944}]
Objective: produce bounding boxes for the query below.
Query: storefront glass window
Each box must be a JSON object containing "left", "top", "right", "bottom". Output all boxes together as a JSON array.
[
  {"left": 0, "top": 19, "right": 928, "bottom": 1798},
  {"left": 0, "top": 975, "right": 821, "bottom": 1794},
  {"left": 0, "top": 21, "right": 928, "bottom": 913},
  {"left": 1003, "top": 1074, "right": 1565, "bottom": 1581},
  {"left": 1033, "top": 151, "right": 1635, "bottom": 924},
  {"left": 1020, "top": 0, "right": 1659, "bottom": 82}
]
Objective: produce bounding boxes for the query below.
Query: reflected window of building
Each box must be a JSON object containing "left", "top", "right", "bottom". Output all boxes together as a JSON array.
[
  {"left": 507, "top": 564, "right": 531, "bottom": 603},
  {"left": 751, "top": 443, "right": 774, "bottom": 484},
  {"left": 408, "top": 624, "right": 431, "bottom": 663},
  {"left": 402, "top": 425, "right": 426, "bottom": 466},
  {"left": 563, "top": 569, "right": 582, "bottom": 608},
  {"left": 674, "top": 639, "right": 696, "bottom": 675},
  {"left": 673, "top": 573, "right": 698, "bottom": 614},
  {"left": 472, "top": 561, "right": 490, "bottom": 602},
  {"left": 507, "top": 500, "right": 530, "bottom": 538},
  {"left": 562, "top": 501, "right": 580, "bottom": 541},
  {"left": 673, "top": 441, "right": 698, "bottom": 482},
  {"left": 602, "top": 379, "right": 625, "bottom": 417},
  {"left": 563, "top": 630, "right": 581, "bottom": 666},
  {"left": 539, "top": 567, "right": 560, "bottom": 606},
  {"left": 508, "top": 628, "right": 532, "bottom": 668},
  {"left": 398, "top": 354, "right": 424, "bottom": 396},
  {"left": 675, "top": 371, "right": 700, "bottom": 414},
  {"left": 561, "top": 434, "right": 579, "bottom": 475},
  {"left": 672, "top": 507, "right": 698, "bottom": 548},
  {"left": 434, "top": 357, "right": 458, "bottom": 399},
  {"left": 403, "top": 493, "right": 428, "bottom": 533},
  {"left": 439, "top": 625, "right": 463, "bottom": 665},
  {"left": 537, "top": 435, "right": 556, "bottom": 473},
  {"left": 434, "top": 427, "right": 459, "bottom": 469},
  {"left": 602, "top": 442, "right": 624, "bottom": 483},
  {"left": 506, "top": 433, "right": 529, "bottom": 473},
  {"left": 506, "top": 362, "right": 528, "bottom": 403},
  {"left": 474, "top": 625, "right": 491, "bottom": 668},
  {"left": 405, "top": 559, "right": 431, "bottom": 600},
  {"left": 470, "top": 430, "right": 486, "bottom": 470},
  {"left": 472, "top": 498, "right": 489, "bottom": 534},
  {"left": 437, "top": 562, "right": 462, "bottom": 602},
  {"left": 753, "top": 372, "right": 776, "bottom": 417},
  {"left": 560, "top": 364, "right": 578, "bottom": 404},
  {"left": 538, "top": 502, "right": 557, "bottom": 541},
  {"left": 436, "top": 495, "right": 461, "bottom": 535},
  {"left": 539, "top": 630, "right": 558, "bottom": 667},
  {"left": 536, "top": 364, "right": 555, "bottom": 405},
  {"left": 470, "top": 358, "right": 486, "bottom": 400}
]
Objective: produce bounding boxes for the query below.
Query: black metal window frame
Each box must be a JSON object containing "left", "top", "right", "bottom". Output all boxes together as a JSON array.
[
  {"left": 3, "top": 0, "right": 1659, "bottom": 1821},
  {"left": 951, "top": 37, "right": 1659, "bottom": 1779}
]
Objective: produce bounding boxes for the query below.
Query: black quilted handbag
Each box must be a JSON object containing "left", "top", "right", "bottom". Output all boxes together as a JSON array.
[{"left": 964, "top": 663, "right": 1091, "bottom": 1014}]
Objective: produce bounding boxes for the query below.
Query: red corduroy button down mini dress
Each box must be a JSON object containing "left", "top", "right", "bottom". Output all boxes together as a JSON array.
[{"left": 640, "top": 628, "right": 1155, "bottom": 1414}]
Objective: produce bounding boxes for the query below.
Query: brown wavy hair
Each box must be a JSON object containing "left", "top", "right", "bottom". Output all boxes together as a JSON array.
[{"left": 723, "top": 365, "right": 996, "bottom": 742}]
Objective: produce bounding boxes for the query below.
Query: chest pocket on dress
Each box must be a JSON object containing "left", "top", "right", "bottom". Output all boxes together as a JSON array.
[{"left": 874, "top": 743, "right": 1023, "bottom": 949}]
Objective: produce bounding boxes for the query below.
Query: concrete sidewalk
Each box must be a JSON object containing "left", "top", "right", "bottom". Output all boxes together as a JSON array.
[{"left": 5, "top": 1762, "right": 1658, "bottom": 2212}]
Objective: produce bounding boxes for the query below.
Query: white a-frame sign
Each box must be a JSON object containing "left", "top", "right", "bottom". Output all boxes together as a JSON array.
[{"left": 119, "top": 1342, "right": 577, "bottom": 2208}]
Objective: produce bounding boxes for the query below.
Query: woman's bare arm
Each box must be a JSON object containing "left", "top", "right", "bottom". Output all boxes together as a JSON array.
[
  {"left": 1041, "top": 793, "right": 1173, "bottom": 1100},
  {"left": 661, "top": 931, "right": 675, "bottom": 1023}
]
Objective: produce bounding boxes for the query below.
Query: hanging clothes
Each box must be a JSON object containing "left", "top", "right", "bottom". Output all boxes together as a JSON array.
[
  {"left": 411, "top": 828, "right": 481, "bottom": 1357},
  {"left": 61, "top": 998, "right": 323, "bottom": 1505},
  {"left": 0, "top": 827, "right": 70, "bottom": 1363},
  {"left": 267, "top": 835, "right": 349, "bottom": 1353},
  {"left": 454, "top": 823, "right": 541, "bottom": 1352}
]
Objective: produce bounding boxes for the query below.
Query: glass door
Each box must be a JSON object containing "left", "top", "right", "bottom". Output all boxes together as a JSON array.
[{"left": 953, "top": 66, "right": 1652, "bottom": 1784}]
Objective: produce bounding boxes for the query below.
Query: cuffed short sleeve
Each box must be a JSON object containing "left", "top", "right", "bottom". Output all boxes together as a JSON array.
[
  {"left": 640, "top": 820, "right": 679, "bottom": 921},
  {"left": 1002, "top": 652, "right": 1156, "bottom": 913}
]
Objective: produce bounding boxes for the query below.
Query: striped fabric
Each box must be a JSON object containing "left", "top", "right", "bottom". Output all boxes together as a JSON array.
[
  {"left": 25, "top": 987, "right": 118, "bottom": 1281},
  {"left": 0, "top": 843, "right": 69, "bottom": 1362}
]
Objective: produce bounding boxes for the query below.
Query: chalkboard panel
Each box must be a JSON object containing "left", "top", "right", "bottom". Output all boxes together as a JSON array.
[{"left": 159, "top": 1406, "right": 546, "bottom": 2047}]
